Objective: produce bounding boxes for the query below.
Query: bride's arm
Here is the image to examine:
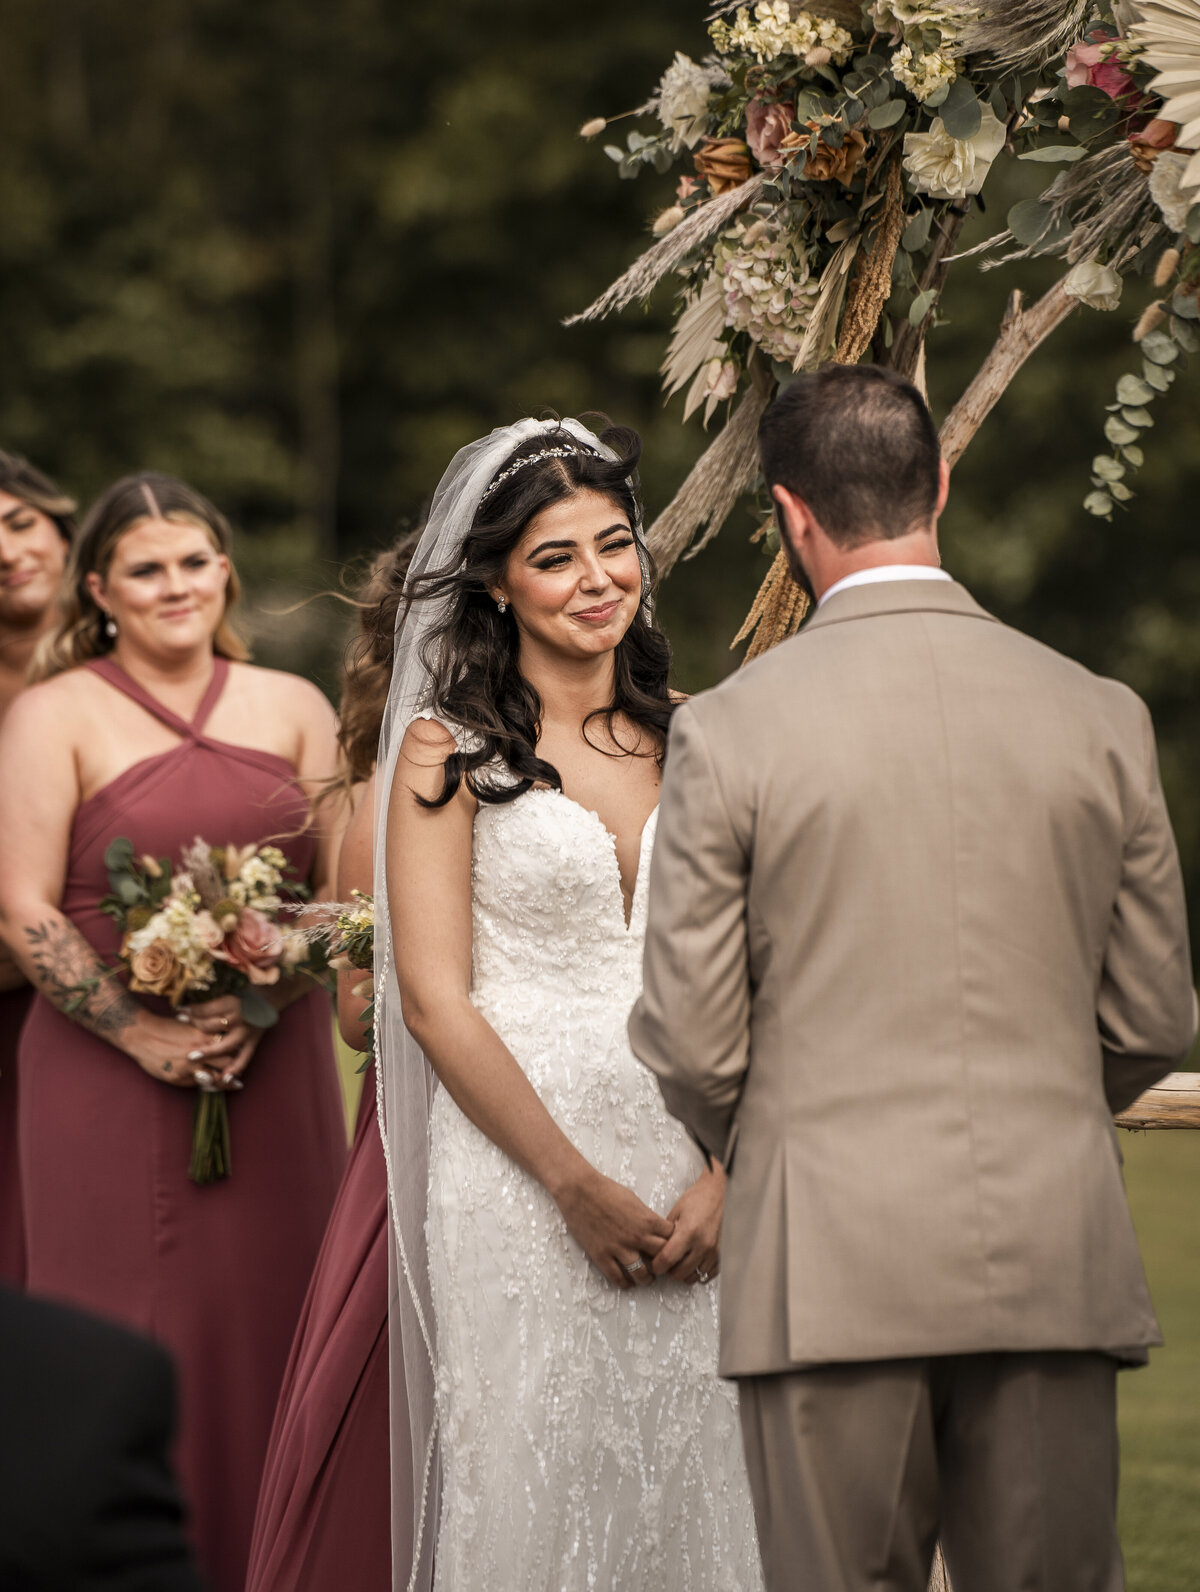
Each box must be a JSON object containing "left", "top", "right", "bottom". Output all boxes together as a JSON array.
[{"left": 390, "top": 719, "right": 673, "bottom": 1289}]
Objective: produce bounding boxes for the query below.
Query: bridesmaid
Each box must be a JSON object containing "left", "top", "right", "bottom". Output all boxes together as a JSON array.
[
  {"left": 0, "top": 449, "right": 75, "bottom": 1284},
  {"left": 0, "top": 473, "right": 347, "bottom": 1592},
  {"left": 247, "top": 535, "right": 417, "bottom": 1592}
]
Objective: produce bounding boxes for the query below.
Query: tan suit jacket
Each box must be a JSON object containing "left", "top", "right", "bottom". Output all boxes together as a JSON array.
[{"left": 629, "top": 580, "right": 1196, "bottom": 1378}]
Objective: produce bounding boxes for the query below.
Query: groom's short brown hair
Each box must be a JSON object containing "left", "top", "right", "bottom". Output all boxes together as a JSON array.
[{"left": 758, "top": 364, "right": 941, "bottom": 547}]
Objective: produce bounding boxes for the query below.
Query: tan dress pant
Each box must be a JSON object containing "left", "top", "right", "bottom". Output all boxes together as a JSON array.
[{"left": 737, "top": 1352, "right": 1123, "bottom": 1592}]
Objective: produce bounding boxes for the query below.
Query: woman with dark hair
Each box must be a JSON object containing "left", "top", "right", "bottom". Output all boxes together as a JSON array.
[
  {"left": 0, "top": 472, "right": 347, "bottom": 1592},
  {"left": 0, "top": 448, "right": 75, "bottom": 1285},
  {"left": 377, "top": 419, "right": 762, "bottom": 1591},
  {"left": 247, "top": 532, "right": 418, "bottom": 1592}
]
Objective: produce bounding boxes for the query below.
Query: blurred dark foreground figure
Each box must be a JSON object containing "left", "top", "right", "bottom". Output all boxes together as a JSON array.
[{"left": 0, "top": 1285, "right": 204, "bottom": 1592}]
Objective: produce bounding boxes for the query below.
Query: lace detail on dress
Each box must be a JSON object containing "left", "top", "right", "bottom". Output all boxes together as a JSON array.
[{"left": 426, "top": 790, "right": 764, "bottom": 1591}]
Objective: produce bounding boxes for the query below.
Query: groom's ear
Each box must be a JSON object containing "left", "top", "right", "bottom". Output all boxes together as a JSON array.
[{"left": 772, "top": 484, "right": 814, "bottom": 551}]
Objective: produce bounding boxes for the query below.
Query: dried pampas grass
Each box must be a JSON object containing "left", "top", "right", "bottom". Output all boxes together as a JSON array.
[
  {"left": 983, "top": 144, "right": 1165, "bottom": 271},
  {"left": 566, "top": 175, "right": 765, "bottom": 325},
  {"left": 645, "top": 368, "right": 774, "bottom": 575},
  {"left": 963, "top": 0, "right": 1091, "bottom": 71}
]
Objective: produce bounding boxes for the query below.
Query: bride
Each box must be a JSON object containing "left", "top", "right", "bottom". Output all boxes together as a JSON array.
[{"left": 376, "top": 416, "right": 764, "bottom": 1591}]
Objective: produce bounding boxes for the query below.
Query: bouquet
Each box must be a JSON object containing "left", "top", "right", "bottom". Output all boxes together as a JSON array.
[
  {"left": 291, "top": 892, "right": 376, "bottom": 1068},
  {"left": 98, "top": 835, "right": 321, "bottom": 1184}
]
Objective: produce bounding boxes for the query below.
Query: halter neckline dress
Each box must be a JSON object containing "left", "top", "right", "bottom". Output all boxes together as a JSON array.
[{"left": 19, "top": 655, "right": 346, "bottom": 1592}]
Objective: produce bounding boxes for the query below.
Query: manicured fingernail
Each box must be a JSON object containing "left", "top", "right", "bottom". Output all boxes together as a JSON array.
[
  {"left": 175, "top": 1011, "right": 191, "bottom": 1024},
  {"left": 187, "top": 1049, "right": 205, "bottom": 1062},
  {"left": 225, "top": 1078, "right": 244, "bottom": 1091}
]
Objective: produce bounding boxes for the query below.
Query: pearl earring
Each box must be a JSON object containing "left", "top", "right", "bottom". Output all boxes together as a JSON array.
[
  {"left": 496, "top": 596, "right": 508, "bottom": 615},
  {"left": 104, "top": 615, "right": 118, "bottom": 638}
]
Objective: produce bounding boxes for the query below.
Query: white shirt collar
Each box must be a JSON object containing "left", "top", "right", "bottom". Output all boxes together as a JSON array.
[{"left": 818, "top": 565, "right": 952, "bottom": 608}]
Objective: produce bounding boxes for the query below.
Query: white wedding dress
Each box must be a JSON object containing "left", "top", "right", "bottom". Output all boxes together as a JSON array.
[{"left": 425, "top": 786, "right": 765, "bottom": 1591}]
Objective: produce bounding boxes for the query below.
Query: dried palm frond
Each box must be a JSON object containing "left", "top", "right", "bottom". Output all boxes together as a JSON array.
[
  {"left": 566, "top": 175, "right": 766, "bottom": 325},
  {"left": 983, "top": 143, "right": 1164, "bottom": 269},
  {"left": 646, "top": 367, "right": 774, "bottom": 574},
  {"left": 661, "top": 273, "right": 728, "bottom": 422},
  {"left": 1131, "top": 0, "right": 1200, "bottom": 195},
  {"left": 963, "top": 0, "right": 1091, "bottom": 70},
  {"left": 793, "top": 235, "right": 860, "bottom": 369}
]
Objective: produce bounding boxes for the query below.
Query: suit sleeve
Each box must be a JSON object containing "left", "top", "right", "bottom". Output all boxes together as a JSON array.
[
  {"left": 628, "top": 702, "right": 752, "bottom": 1161},
  {"left": 89, "top": 1335, "right": 207, "bottom": 1592},
  {"left": 1098, "top": 699, "right": 1197, "bottom": 1114}
]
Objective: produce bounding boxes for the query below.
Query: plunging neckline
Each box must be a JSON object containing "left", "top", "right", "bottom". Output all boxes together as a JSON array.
[{"left": 528, "top": 787, "right": 658, "bottom": 932}]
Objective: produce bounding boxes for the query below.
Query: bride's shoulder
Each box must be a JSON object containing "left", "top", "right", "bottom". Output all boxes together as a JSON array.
[{"left": 401, "top": 714, "right": 461, "bottom": 759}]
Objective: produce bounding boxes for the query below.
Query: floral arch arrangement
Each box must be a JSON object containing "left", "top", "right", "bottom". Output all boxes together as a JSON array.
[{"left": 573, "top": 1, "right": 1200, "bottom": 657}]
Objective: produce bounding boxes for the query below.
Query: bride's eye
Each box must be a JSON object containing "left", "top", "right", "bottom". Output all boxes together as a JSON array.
[
  {"left": 601, "top": 537, "right": 634, "bottom": 555},
  {"left": 535, "top": 554, "right": 572, "bottom": 570}
]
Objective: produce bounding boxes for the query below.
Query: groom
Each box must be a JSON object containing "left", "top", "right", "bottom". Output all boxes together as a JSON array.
[{"left": 629, "top": 363, "right": 1196, "bottom": 1592}]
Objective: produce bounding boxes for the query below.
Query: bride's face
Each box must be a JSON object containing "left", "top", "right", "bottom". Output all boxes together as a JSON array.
[{"left": 497, "top": 488, "right": 642, "bottom": 662}]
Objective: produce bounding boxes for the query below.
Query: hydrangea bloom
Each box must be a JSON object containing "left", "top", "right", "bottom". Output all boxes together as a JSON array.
[{"left": 720, "top": 231, "right": 820, "bottom": 364}]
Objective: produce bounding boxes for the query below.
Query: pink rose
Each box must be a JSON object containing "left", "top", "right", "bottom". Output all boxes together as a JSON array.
[
  {"left": 1065, "top": 34, "right": 1134, "bottom": 102},
  {"left": 745, "top": 100, "right": 796, "bottom": 170},
  {"left": 218, "top": 907, "right": 282, "bottom": 985}
]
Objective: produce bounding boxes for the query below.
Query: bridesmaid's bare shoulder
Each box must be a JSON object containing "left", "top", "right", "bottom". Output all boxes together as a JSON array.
[{"left": 225, "top": 661, "right": 336, "bottom": 728}]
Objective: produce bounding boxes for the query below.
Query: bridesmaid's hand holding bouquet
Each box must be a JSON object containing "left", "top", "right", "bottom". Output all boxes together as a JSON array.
[{"left": 93, "top": 836, "right": 325, "bottom": 1183}]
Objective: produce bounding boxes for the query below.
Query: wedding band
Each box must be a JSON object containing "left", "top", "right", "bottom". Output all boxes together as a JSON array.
[
  {"left": 696, "top": 1269, "right": 710, "bottom": 1283},
  {"left": 625, "top": 1258, "right": 646, "bottom": 1276},
  {"left": 219, "top": 1016, "right": 229, "bottom": 1031}
]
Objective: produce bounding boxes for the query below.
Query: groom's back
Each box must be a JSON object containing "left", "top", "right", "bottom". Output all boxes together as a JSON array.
[{"left": 689, "top": 578, "right": 1194, "bottom": 1375}]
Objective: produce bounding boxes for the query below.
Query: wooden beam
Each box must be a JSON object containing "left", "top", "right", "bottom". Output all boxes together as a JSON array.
[
  {"left": 939, "top": 277, "right": 1078, "bottom": 469},
  {"left": 1116, "top": 1073, "right": 1200, "bottom": 1131}
]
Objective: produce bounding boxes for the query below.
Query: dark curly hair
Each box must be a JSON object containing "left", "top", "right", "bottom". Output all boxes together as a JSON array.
[{"left": 407, "top": 421, "right": 675, "bottom": 808}]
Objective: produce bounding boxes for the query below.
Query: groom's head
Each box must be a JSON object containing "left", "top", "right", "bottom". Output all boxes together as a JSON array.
[{"left": 759, "top": 364, "right": 948, "bottom": 601}]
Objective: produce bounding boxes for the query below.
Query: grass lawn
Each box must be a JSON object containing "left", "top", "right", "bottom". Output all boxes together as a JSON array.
[{"left": 1118, "top": 1129, "right": 1200, "bottom": 1592}]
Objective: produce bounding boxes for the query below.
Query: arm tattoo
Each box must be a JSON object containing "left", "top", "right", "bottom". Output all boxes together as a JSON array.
[{"left": 23, "top": 918, "right": 140, "bottom": 1041}]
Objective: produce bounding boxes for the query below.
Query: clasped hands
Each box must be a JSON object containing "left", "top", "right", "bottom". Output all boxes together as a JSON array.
[
  {"left": 128, "top": 993, "right": 268, "bottom": 1090},
  {"left": 555, "top": 1161, "right": 724, "bottom": 1292}
]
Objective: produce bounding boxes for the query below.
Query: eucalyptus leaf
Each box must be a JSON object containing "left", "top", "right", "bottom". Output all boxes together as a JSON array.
[
  {"left": 1186, "top": 204, "right": 1200, "bottom": 244},
  {"left": 1140, "top": 361, "right": 1173, "bottom": 393},
  {"left": 1083, "top": 490, "right": 1114, "bottom": 519},
  {"left": 940, "top": 77, "right": 981, "bottom": 140},
  {"left": 104, "top": 837, "right": 136, "bottom": 871},
  {"left": 652, "top": 146, "right": 672, "bottom": 174},
  {"left": 117, "top": 877, "right": 143, "bottom": 906},
  {"left": 239, "top": 989, "right": 280, "bottom": 1029},
  {"left": 1104, "top": 416, "right": 1139, "bottom": 447},
  {"left": 1139, "top": 330, "right": 1179, "bottom": 365},
  {"left": 1169, "top": 316, "right": 1199, "bottom": 350},
  {"left": 902, "top": 209, "right": 932, "bottom": 252},
  {"left": 909, "top": 287, "right": 938, "bottom": 327},
  {"left": 1007, "top": 199, "right": 1053, "bottom": 246},
  {"left": 617, "top": 158, "right": 638, "bottom": 180},
  {"left": 1018, "top": 145, "right": 1087, "bottom": 163},
  {"left": 925, "top": 80, "right": 951, "bottom": 108},
  {"left": 868, "top": 98, "right": 907, "bottom": 130},
  {"left": 989, "top": 82, "right": 1008, "bottom": 120},
  {"left": 1120, "top": 443, "right": 1145, "bottom": 467},
  {"left": 1172, "top": 289, "right": 1199, "bottom": 320},
  {"left": 1115, "top": 374, "right": 1155, "bottom": 406},
  {"left": 1092, "top": 455, "right": 1125, "bottom": 482},
  {"left": 844, "top": 98, "right": 865, "bottom": 125},
  {"left": 627, "top": 131, "right": 648, "bottom": 152},
  {"left": 1120, "top": 406, "right": 1154, "bottom": 428},
  {"left": 603, "top": 146, "right": 624, "bottom": 163},
  {"left": 1108, "top": 481, "right": 1134, "bottom": 502}
]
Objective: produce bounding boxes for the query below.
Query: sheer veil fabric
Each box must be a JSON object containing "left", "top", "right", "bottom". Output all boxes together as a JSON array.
[{"left": 372, "top": 417, "right": 641, "bottom": 1592}]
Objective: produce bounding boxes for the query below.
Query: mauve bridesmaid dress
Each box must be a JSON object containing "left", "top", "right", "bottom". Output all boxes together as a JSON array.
[
  {"left": 245, "top": 1066, "right": 397, "bottom": 1592},
  {"left": 18, "top": 657, "right": 346, "bottom": 1592},
  {"left": 0, "top": 987, "right": 32, "bottom": 1283}
]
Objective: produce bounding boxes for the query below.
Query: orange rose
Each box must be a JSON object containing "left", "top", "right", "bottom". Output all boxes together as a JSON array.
[
  {"left": 693, "top": 138, "right": 753, "bottom": 195},
  {"left": 782, "top": 125, "right": 868, "bottom": 186},
  {"left": 1129, "top": 118, "right": 1178, "bottom": 173},
  {"left": 128, "top": 940, "right": 190, "bottom": 1003}
]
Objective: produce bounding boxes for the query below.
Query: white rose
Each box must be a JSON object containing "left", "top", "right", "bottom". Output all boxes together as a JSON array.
[
  {"left": 1148, "top": 152, "right": 1194, "bottom": 233},
  {"left": 1063, "top": 259, "right": 1123, "bottom": 312},
  {"left": 656, "top": 52, "right": 713, "bottom": 151},
  {"left": 902, "top": 106, "right": 1006, "bottom": 200}
]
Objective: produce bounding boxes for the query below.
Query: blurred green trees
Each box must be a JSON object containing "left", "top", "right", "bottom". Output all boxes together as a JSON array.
[{"left": 0, "top": 0, "right": 1197, "bottom": 973}]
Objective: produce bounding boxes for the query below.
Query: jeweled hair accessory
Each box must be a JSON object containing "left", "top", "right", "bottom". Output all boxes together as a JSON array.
[{"left": 480, "top": 444, "right": 599, "bottom": 504}]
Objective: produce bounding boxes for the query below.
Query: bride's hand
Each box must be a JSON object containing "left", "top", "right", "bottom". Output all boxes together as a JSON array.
[
  {"left": 553, "top": 1164, "right": 675, "bottom": 1290},
  {"left": 650, "top": 1163, "right": 724, "bottom": 1285}
]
